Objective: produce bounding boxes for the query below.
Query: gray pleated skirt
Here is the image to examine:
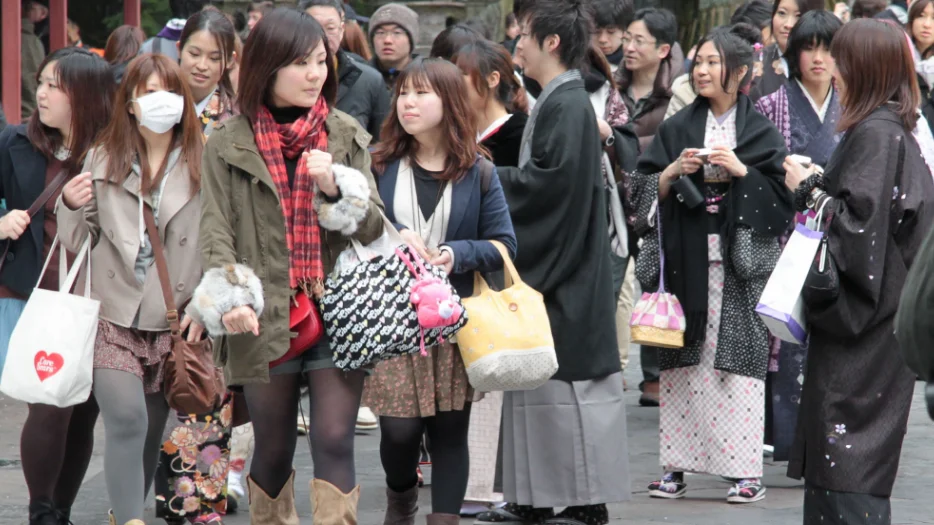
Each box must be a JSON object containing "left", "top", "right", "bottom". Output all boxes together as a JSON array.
[{"left": 502, "top": 372, "right": 631, "bottom": 508}]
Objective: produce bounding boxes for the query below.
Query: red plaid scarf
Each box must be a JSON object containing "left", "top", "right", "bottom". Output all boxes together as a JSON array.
[{"left": 253, "top": 98, "right": 329, "bottom": 291}]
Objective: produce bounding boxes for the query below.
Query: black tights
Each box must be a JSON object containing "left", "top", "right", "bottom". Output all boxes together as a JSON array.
[
  {"left": 21, "top": 397, "right": 100, "bottom": 510},
  {"left": 379, "top": 405, "right": 472, "bottom": 515},
  {"left": 243, "top": 368, "right": 365, "bottom": 497}
]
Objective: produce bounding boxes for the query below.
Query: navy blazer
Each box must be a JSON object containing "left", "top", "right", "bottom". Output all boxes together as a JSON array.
[
  {"left": 378, "top": 157, "right": 517, "bottom": 297},
  {"left": 0, "top": 125, "right": 58, "bottom": 297}
]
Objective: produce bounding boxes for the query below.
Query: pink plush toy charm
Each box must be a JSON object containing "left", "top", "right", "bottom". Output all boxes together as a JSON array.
[{"left": 396, "top": 246, "right": 464, "bottom": 356}]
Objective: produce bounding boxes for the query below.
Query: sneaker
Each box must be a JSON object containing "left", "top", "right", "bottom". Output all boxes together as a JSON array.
[
  {"left": 727, "top": 479, "right": 766, "bottom": 504},
  {"left": 647, "top": 473, "right": 686, "bottom": 499},
  {"left": 356, "top": 406, "right": 379, "bottom": 431},
  {"left": 297, "top": 414, "right": 309, "bottom": 435}
]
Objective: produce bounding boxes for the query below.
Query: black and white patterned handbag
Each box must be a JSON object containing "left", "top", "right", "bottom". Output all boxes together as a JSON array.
[{"left": 320, "top": 216, "right": 468, "bottom": 371}]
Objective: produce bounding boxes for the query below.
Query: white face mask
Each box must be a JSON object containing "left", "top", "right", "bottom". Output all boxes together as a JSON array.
[{"left": 134, "top": 91, "right": 185, "bottom": 134}]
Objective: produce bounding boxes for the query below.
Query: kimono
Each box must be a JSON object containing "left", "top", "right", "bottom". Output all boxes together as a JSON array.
[
  {"left": 497, "top": 71, "right": 629, "bottom": 507},
  {"left": 788, "top": 106, "right": 934, "bottom": 522},
  {"left": 755, "top": 81, "right": 842, "bottom": 462},
  {"left": 749, "top": 43, "right": 789, "bottom": 103},
  {"left": 632, "top": 95, "right": 792, "bottom": 478}
]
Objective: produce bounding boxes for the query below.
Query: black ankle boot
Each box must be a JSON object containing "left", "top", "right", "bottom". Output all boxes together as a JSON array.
[
  {"left": 28, "top": 498, "right": 60, "bottom": 525},
  {"left": 549, "top": 504, "right": 610, "bottom": 525},
  {"left": 55, "top": 505, "right": 72, "bottom": 525}
]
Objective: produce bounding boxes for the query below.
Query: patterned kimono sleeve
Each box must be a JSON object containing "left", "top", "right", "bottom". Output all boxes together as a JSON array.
[
  {"left": 730, "top": 226, "right": 781, "bottom": 282},
  {"left": 631, "top": 171, "right": 662, "bottom": 291}
]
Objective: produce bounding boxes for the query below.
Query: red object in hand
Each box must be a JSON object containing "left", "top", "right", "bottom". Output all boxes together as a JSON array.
[{"left": 270, "top": 292, "right": 323, "bottom": 368}]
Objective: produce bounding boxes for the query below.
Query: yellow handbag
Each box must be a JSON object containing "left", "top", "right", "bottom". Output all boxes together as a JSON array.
[{"left": 457, "top": 241, "right": 558, "bottom": 392}]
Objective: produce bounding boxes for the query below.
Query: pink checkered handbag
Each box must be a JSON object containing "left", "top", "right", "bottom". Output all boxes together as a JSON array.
[{"left": 630, "top": 207, "right": 686, "bottom": 349}]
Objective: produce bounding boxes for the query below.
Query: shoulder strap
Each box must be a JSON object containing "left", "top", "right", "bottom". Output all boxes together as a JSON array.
[
  {"left": 28, "top": 170, "right": 70, "bottom": 217},
  {"left": 0, "top": 169, "right": 70, "bottom": 274},
  {"left": 143, "top": 205, "right": 182, "bottom": 335},
  {"left": 479, "top": 158, "right": 494, "bottom": 195}
]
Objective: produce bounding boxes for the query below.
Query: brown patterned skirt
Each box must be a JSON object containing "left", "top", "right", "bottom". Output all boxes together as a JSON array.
[
  {"left": 363, "top": 342, "right": 473, "bottom": 418},
  {"left": 93, "top": 320, "right": 172, "bottom": 394}
]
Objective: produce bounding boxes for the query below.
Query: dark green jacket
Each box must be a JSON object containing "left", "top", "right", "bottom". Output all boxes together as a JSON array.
[{"left": 197, "top": 109, "right": 384, "bottom": 385}]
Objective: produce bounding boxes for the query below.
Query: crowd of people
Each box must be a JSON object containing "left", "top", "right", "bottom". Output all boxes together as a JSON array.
[{"left": 2, "top": 0, "right": 934, "bottom": 525}]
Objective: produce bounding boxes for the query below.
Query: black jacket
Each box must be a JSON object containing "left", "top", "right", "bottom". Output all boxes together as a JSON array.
[
  {"left": 0, "top": 104, "right": 6, "bottom": 133},
  {"left": 371, "top": 54, "right": 419, "bottom": 92},
  {"left": 0, "top": 125, "right": 59, "bottom": 297},
  {"left": 336, "top": 50, "right": 391, "bottom": 141},
  {"left": 481, "top": 112, "right": 527, "bottom": 168}
]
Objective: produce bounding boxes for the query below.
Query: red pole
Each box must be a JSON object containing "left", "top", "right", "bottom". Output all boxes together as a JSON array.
[
  {"left": 2, "top": 0, "right": 23, "bottom": 125},
  {"left": 125, "top": 0, "right": 142, "bottom": 28},
  {"left": 49, "top": 0, "right": 68, "bottom": 51}
]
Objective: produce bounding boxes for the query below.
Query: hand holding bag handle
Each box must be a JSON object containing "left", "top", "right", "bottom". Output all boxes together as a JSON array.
[
  {"left": 142, "top": 205, "right": 222, "bottom": 415},
  {"left": 0, "top": 169, "right": 71, "bottom": 275}
]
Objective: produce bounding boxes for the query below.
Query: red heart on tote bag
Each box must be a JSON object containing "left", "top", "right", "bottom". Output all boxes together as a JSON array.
[{"left": 34, "top": 351, "right": 64, "bottom": 382}]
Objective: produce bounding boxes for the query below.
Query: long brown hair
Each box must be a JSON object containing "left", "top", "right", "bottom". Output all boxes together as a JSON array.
[
  {"left": 341, "top": 21, "right": 372, "bottom": 62},
  {"left": 27, "top": 47, "right": 115, "bottom": 174},
  {"left": 831, "top": 19, "right": 920, "bottom": 132},
  {"left": 104, "top": 25, "right": 146, "bottom": 65},
  {"left": 910, "top": 0, "right": 934, "bottom": 59},
  {"left": 373, "top": 58, "right": 483, "bottom": 182},
  {"left": 95, "top": 54, "right": 204, "bottom": 193},
  {"left": 452, "top": 39, "right": 529, "bottom": 115}
]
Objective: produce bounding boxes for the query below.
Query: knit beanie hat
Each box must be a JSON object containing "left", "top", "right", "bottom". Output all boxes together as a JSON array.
[{"left": 368, "top": 3, "right": 419, "bottom": 50}]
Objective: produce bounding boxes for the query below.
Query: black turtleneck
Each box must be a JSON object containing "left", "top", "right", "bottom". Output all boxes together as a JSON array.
[
  {"left": 268, "top": 105, "right": 306, "bottom": 188},
  {"left": 605, "top": 46, "right": 624, "bottom": 70}
]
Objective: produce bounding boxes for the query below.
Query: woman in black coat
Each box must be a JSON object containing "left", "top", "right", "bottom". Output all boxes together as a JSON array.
[
  {"left": 0, "top": 48, "right": 114, "bottom": 525},
  {"left": 784, "top": 20, "right": 934, "bottom": 524}
]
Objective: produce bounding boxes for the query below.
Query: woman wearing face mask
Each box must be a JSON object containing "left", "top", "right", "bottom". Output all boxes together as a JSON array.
[
  {"left": 749, "top": 0, "right": 824, "bottom": 102},
  {"left": 177, "top": 10, "right": 237, "bottom": 137},
  {"left": 192, "top": 9, "right": 384, "bottom": 525},
  {"left": 56, "top": 53, "right": 206, "bottom": 525},
  {"left": 152, "top": 12, "right": 241, "bottom": 524},
  {"left": 631, "top": 25, "right": 793, "bottom": 504},
  {"left": 363, "top": 57, "right": 516, "bottom": 525},
  {"left": 0, "top": 47, "right": 114, "bottom": 525},
  {"left": 754, "top": 10, "right": 843, "bottom": 464}
]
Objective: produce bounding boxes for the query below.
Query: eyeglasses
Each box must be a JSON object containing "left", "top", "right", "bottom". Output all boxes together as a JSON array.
[
  {"left": 322, "top": 24, "right": 342, "bottom": 36},
  {"left": 622, "top": 35, "right": 657, "bottom": 48},
  {"left": 374, "top": 29, "right": 407, "bottom": 40}
]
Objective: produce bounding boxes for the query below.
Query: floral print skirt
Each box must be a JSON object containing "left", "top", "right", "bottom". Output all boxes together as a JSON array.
[
  {"left": 363, "top": 342, "right": 473, "bottom": 418},
  {"left": 155, "top": 393, "right": 234, "bottom": 521}
]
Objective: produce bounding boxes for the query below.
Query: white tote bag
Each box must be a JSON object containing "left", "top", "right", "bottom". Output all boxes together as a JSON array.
[
  {"left": 755, "top": 205, "right": 827, "bottom": 344},
  {"left": 0, "top": 236, "right": 99, "bottom": 407}
]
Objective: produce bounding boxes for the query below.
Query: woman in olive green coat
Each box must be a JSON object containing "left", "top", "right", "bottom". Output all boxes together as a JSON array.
[{"left": 187, "top": 9, "right": 383, "bottom": 525}]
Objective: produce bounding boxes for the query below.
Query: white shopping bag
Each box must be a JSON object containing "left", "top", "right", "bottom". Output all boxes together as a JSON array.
[
  {"left": 755, "top": 223, "right": 823, "bottom": 344},
  {"left": 0, "top": 236, "right": 99, "bottom": 407},
  {"left": 332, "top": 211, "right": 407, "bottom": 274}
]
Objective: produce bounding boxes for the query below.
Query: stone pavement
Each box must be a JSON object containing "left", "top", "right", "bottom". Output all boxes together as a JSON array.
[{"left": 1, "top": 354, "right": 933, "bottom": 525}]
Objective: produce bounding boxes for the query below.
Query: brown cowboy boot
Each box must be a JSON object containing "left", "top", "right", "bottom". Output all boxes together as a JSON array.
[
  {"left": 311, "top": 478, "right": 361, "bottom": 525},
  {"left": 384, "top": 485, "right": 419, "bottom": 525},
  {"left": 247, "top": 471, "right": 299, "bottom": 525}
]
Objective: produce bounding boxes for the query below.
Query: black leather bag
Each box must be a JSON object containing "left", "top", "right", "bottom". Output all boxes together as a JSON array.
[{"left": 671, "top": 176, "right": 704, "bottom": 209}]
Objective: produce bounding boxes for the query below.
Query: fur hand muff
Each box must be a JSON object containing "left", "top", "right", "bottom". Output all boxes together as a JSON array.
[
  {"left": 186, "top": 264, "right": 265, "bottom": 336},
  {"left": 314, "top": 164, "right": 371, "bottom": 236}
]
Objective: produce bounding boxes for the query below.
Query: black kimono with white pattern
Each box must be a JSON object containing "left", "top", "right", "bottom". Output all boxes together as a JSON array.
[
  {"left": 631, "top": 96, "right": 791, "bottom": 381},
  {"left": 788, "top": 107, "right": 934, "bottom": 497}
]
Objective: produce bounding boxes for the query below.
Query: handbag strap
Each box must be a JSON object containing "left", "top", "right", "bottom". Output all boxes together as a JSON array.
[
  {"left": 0, "top": 169, "right": 70, "bottom": 273},
  {"left": 656, "top": 202, "right": 667, "bottom": 293},
  {"left": 471, "top": 240, "right": 520, "bottom": 294},
  {"left": 142, "top": 204, "right": 182, "bottom": 335}
]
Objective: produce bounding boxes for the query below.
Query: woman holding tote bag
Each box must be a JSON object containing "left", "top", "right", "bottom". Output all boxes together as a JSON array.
[
  {"left": 56, "top": 53, "right": 207, "bottom": 525},
  {"left": 0, "top": 47, "right": 115, "bottom": 525}
]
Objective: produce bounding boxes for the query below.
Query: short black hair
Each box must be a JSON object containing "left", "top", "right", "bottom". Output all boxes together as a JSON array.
[
  {"left": 298, "top": 0, "right": 344, "bottom": 18},
  {"left": 731, "top": 0, "right": 771, "bottom": 30},
  {"left": 519, "top": 0, "right": 594, "bottom": 70},
  {"left": 592, "top": 0, "right": 634, "bottom": 30},
  {"left": 783, "top": 10, "right": 842, "bottom": 80},
  {"left": 689, "top": 24, "right": 757, "bottom": 95},
  {"left": 630, "top": 8, "right": 678, "bottom": 47},
  {"left": 176, "top": 0, "right": 208, "bottom": 18}
]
